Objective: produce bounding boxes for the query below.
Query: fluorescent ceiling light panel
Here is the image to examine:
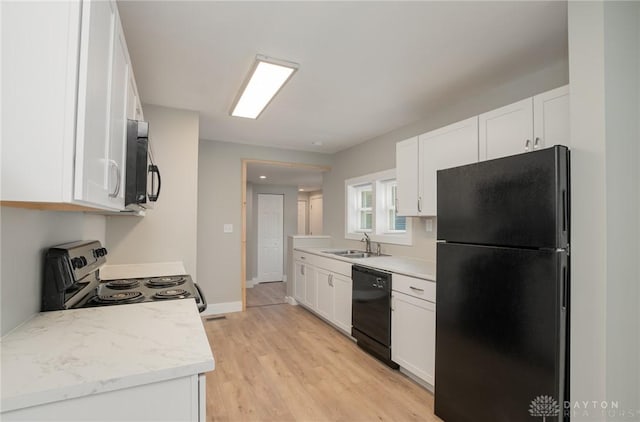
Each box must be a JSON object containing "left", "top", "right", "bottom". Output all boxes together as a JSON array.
[{"left": 231, "top": 55, "right": 299, "bottom": 119}]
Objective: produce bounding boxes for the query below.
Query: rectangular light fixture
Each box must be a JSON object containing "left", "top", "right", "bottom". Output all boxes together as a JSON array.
[{"left": 230, "top": 55, "right": 299, "bottom": 119}]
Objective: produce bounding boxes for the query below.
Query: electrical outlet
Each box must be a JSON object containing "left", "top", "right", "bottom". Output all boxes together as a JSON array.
[{"left": 223, "top": 224, "right": 233, "bottom": 233}]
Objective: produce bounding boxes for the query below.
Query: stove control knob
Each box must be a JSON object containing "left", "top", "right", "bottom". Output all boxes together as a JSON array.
[
  {"left": 71, "top": 257, "right": 86, "bottom": 269},
  {"left": 95, "top": 248, "right": 108, "bottom": 257}
]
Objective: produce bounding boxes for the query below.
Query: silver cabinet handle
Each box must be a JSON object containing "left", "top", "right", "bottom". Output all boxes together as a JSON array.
[
  {"left": 300, "top": 256, "right": 306, "bottom": 260},
  {"left": 533, "top": 137, "right": 540, "bottom": 149},
  {"left": 525, "top": 139, "right": 531, "bottom": 152},
  {"left": 108, "top": 160, "right": 120, "bottom": 198},
  {"left": 329, "top": 274, "right": 334, "bottom": 287},
  {"left": 301, "top": 265, "right": 305, "bottom": 276},
  {"left": 409, "top": 286, "right": 424, "bottom": 292},
  {"left": 417, "top": 197, "right": 422, "bottom": 213},
  {"left": 395, "top": 197, "right": 399, "bottom": 212}
]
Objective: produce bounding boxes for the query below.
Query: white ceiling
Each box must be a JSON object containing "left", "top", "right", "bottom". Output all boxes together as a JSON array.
[
  {"left": 246, "top": 163, "right": 325, "bottom": 192},
  {"left": 118, "top": 1, "right": 568, "bottom": 154}
]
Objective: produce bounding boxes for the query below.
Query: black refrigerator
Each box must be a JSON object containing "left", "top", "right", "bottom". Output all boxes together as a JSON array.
[{"left": 434, "top": 145, "right": 570, "bottom": 422}]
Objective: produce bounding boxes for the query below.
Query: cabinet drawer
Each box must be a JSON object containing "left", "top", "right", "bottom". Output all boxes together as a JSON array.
[
  {"left": 294, "top": 251, "right": 316, "bottom": 266},
  {"left": 392, "top": 274, "right": 436, "bottom": 302},
  {"left": 314, "top": 256, "right": 352, "bottom": 277}
]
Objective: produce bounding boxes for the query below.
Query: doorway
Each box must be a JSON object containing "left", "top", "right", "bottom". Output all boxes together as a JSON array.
[{"left": 241, "top": 160, "right": 330, "bottom": 310}]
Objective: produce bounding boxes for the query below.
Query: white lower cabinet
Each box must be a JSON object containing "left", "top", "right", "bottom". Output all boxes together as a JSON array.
[
  {"left": 316, "top": 268, "right": 334, "bottom": 320},
  {"left": 294, "top": 261, "right": 306, "bottom": 304},
  {"left": 304, "top": 265, "right": 317, "bottom": 310},
  {"left": 332, "top": 273, "right": 353, "bottom": 333},
  {"left": 2, "top": 374, "right": 206, "bottom": 422},
  {"left": 293, "top": 254, "right": 352, "bottom": 336},
  {"left": 391, "top": 290, "right": 436, "bottom": 386}
]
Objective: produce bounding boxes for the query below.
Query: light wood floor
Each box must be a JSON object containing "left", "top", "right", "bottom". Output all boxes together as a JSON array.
[
  {"left": 246, "top": 282, "right": 286, "bottom": 308},
  {"left": 202, "top": 304, "right": 440, "bottom": 422}
]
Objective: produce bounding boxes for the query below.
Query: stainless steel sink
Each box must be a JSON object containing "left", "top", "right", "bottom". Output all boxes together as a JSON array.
[{"left": 325, "top": 250, "right": 389, "bottom": 259}]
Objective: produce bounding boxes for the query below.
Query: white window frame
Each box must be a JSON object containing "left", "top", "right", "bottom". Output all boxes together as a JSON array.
[{"left": 345, "top": 169, "right": 412, "bottom": 246}]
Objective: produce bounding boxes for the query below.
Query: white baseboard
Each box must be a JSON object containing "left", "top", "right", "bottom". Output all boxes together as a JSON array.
[
  {"left": 285, "top": 296, "right": 298, "bottom": 305},
  {"left": 201, "top": 301, "right": 242, "bottom": 316}
]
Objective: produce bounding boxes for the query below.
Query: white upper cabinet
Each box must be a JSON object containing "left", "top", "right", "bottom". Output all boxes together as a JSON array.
[
  {"left": 105, "top": 20, "right": 131, "bottom": 209},
  {"left": 479, "top": 97, "right": 534, "bottom": 161},
  {"left": 479, "top": 85, "right": 570, "bottom": 160},
  {"left": 395, "top": 137, "right": 419, "bottom": 216},
  {"left": 1, "top": 0, "right": 141, "bottom": 212},
  {"left": 418, "top": 117, "right": 479, "bottom": 216},
  {"left": 533, "top": 85, "right": 570, "bottom": 149},
  {"left": 74, "top": 0, "right": 118, "bottom": 208}
]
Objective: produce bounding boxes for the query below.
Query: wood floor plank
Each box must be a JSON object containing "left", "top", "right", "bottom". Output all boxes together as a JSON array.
[{"left": 203, "top": 304, "right": 441, "bottom": 422}]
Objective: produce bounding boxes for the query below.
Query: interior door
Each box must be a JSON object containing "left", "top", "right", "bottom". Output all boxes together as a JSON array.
[
  {"left": 297, "top": 200, "right": 307, "bottom": 235},
  {"left": 257, "top": 194, "right": 284, "bottom": 282},
  {"left": 309, "top": 196, "right": 323, "bottom": 235}
]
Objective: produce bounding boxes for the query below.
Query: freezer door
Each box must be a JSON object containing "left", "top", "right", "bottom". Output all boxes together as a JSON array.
[
  {"left": 435, "top": 243, "right": 568, "bottom": 422},
  {"left": 437, "top": 145, "right": 569, "bottom": 249}
]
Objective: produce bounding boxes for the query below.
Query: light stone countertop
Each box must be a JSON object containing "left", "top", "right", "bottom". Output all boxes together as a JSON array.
[
  {"left": 294, "top": 247, "right": 436, "bottom": 281},
  {"left": 0, "top": 300, "right": 214, "bottom": 413}
]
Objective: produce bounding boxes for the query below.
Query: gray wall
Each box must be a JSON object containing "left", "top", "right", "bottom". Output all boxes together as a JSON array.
[
  {"left": 106, "top": 105, "right": 200, "bottom": 277},
  {"left": 197, "top": 140, "right": 331, "bottom": 305},
  {"left": 246, "top": 184, "right": 298, "bottom": 282},
  {"left": 568, "top": 1, "right": 640, "bottom": 417},
  {"left": 322, "top": 58, "right": 569, "bottom": 263},
  {"left": 0, "top": 207, "right": 106, "bottom": 335}
]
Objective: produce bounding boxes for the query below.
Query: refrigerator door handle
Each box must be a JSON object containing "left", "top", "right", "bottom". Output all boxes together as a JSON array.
[
  {"left": 525, "top": 139, "right": 531, "bottom": 151},
  {"left": 562, "top": 189, "right": 568, "bottom": 235},
  {"left": 561, "top": 265, "right": 568, "bottom": 310}
]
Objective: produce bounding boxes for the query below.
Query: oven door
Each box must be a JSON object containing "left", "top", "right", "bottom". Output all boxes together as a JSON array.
[{"left": 351, "top": 266, "right": 391, "bottom": 347}]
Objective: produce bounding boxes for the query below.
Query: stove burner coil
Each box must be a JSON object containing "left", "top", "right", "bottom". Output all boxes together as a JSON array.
[
  {"left": 105, "top": 279, "right": 140, "bottom": 289},
  {"left": 94, "top": 291, "right": 144, "bottom": 304},
  {"left": 154, "top": 289, "right": 190, "bottom": 299},
  {"left": 145, "top": 276, "right": 186, "bottom": 288}
]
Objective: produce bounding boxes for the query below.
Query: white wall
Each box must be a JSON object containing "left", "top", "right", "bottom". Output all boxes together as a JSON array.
[
  {"left": 197, "top": 140, "right": 331, "bottom": 306},
  {"left": 322, "top": 58, "right": 569, "bottom": 263},
  {"left": 568, "top": 1, "right": 640, "bottom": 417},
  {"left": 105, "top": 105, "right": 200, "bottom": 277},
  {"left": 0, "top": 207, "right": 106, "bottom": 335},
  {"left": 245, "top": 184, "right": 298, "bottom": 282}
]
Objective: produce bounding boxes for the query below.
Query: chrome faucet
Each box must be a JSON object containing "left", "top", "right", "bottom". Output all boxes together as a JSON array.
[{"left": 361, "top": 232, "right": 372, "bottom": 253}]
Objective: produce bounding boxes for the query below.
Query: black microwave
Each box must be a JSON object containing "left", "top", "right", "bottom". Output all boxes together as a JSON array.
[{"left": 125, "top": 119, "right": 160, "bottom": 209}]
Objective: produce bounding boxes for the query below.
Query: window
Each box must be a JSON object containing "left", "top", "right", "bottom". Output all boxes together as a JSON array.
[
  {"left": 345, "top": 170, "right": 412, "bottom": 246},
  {"left": 355, "top": 184, "right": 373, "bottom": 232},
  {"left": 381, "top": 180, "right": 406, "bottom": 232}
]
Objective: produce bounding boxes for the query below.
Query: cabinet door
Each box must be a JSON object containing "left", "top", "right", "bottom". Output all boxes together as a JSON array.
[
  {"left": 106, "top": 19, "right": 130, "bottom": 209},
  {"left": 74, "top": 0, "right": 117, "bottom": 208},
  {"left": 395, "top": 137, "right": 419, "bottom": 216},
  {"left": 418, "top": 117, "right": 479, "bottom": 216},
  {"left": 391, "top": 292, "right": 435, "bottom": 385},
  {"left": 332, "top": 273, "right": 352, "bottom": 334},
  {"left": 126, "top": 68, "right": 144, "bottom": 121},
  {"left": 315, "top": 269, "right": 333, "bottom": 321},
  {"left": 294, "top": 261, "right": 306, "bottom": 303},
  {"left": 533, "top": 85, "right": 570, "bottom": 150},
  {"left": 304, "top": 266, "right": 317, "bottom": 310},
  {"left": 479, "top": 97, "right": 534, "bottom": 161}
]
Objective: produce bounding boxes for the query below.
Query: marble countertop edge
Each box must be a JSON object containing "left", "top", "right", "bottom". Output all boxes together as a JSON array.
[{"left": 1, "top": 359, "right": 214, "bottom": 413}]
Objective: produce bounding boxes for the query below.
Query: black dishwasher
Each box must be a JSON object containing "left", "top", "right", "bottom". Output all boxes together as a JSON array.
[{"left": 352, "top": 265, "right": 398, "bottom": 368}]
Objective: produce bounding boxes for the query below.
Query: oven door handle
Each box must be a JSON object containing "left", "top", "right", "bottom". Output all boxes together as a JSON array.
[{"left": 194, "top": 282, "right": 207, "bottom": 313}]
